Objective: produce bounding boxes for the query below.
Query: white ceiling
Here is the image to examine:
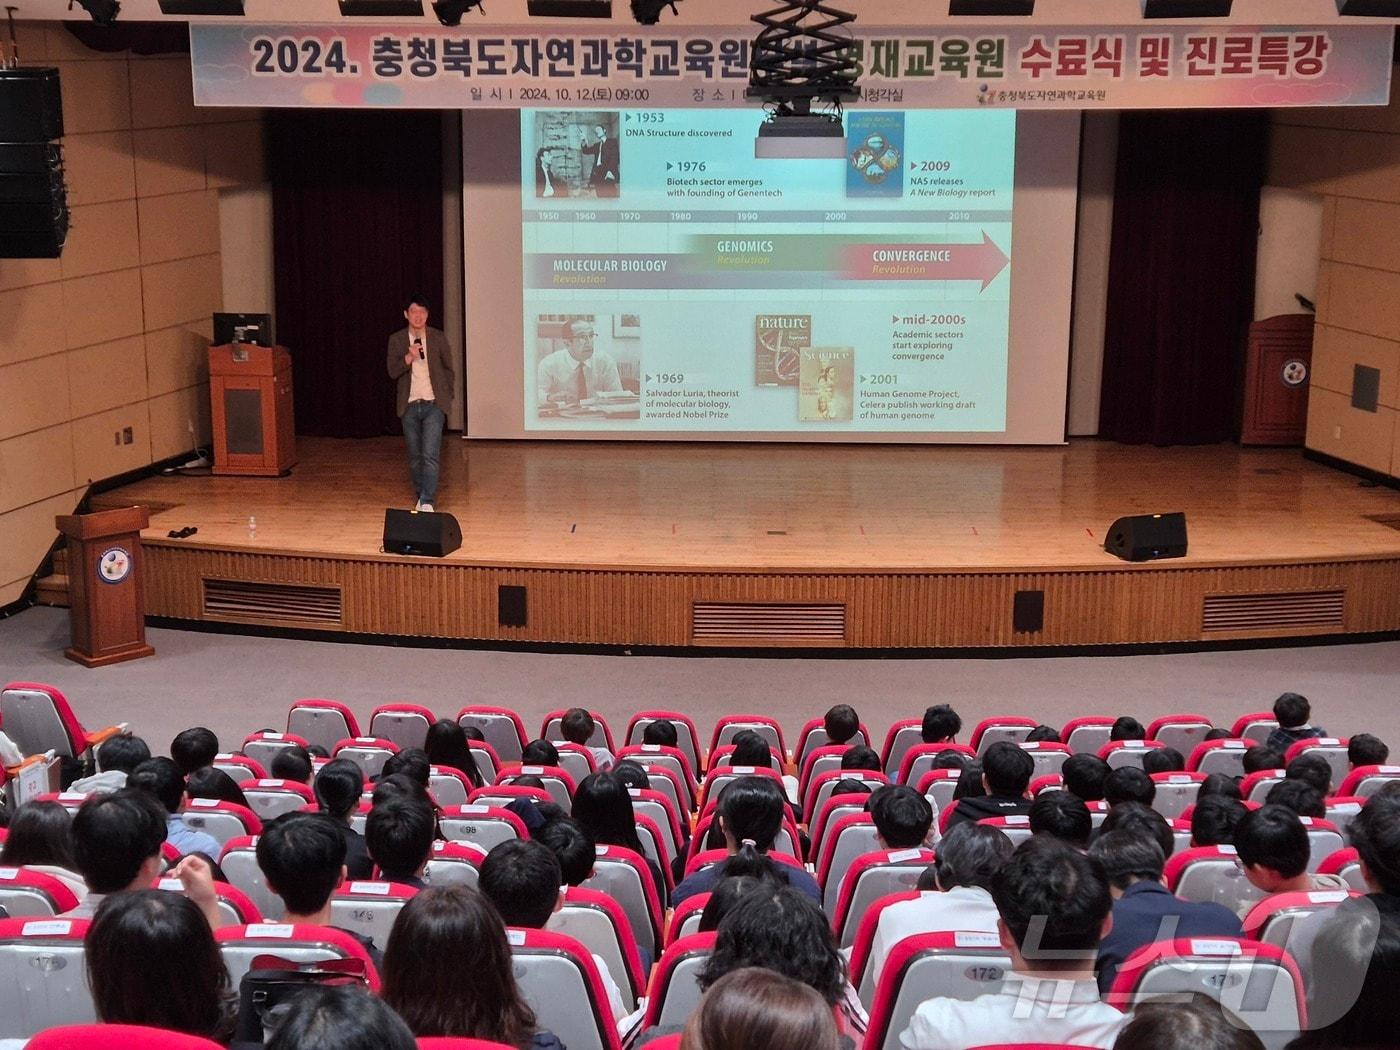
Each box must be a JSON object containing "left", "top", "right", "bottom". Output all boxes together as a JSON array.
[{"left": 11, "top": 0, "right": 1400, "bottom": 27}]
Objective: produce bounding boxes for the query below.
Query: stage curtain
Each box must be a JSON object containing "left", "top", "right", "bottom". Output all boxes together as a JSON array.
[
  {"left": 269, "top": 110, "right": 445, "bottom": 438},
  {"left": 1099, "top": 110, "right": 1268, "bottom": 446}
]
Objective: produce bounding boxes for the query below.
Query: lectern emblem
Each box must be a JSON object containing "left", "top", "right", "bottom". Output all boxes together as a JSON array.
[
  {"left": 98, "top": 547, "right": 131, "bottom": 585},
  {"left": 1282, "top": 360, "right": 1308, "bottom": 387}
]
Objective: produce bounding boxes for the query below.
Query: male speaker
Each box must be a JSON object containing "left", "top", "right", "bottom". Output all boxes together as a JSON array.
[
  {"left": 1103, "top": 512, "right": 1188, "bottom": 562},
  {"left": 383, "top": 508, "right": 462, "bottom": 557}
]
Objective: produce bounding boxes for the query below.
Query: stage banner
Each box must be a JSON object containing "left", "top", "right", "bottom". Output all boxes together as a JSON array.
[{"left": 190, "top": 23, "right": 1392, "bottom": 111}]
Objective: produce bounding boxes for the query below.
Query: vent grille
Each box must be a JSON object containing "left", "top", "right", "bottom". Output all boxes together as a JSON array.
[
  {"left": 693, "top": 602, "right": 846, "bottom": 644},
  {"left": 203, "top": 578, "right": 343, "bottom": 626},
  {"left": 1202, "top": 590, "right": 1344, "bottom": 633}
]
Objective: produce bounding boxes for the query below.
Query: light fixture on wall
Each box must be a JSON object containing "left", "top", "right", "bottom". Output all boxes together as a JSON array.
[
  {"left": 949, "top": 0, "right": 1034, "bottom": 14},
  {"left": 631, "top": 0, "right": 679, "bottom": 22},
  {"left": 157, "top": 0, "right": 244, "bottom": 12},
  {"left": 338, "top": 0, "right": 424, "bottom": 15},
  {"left": 1141, "top": 0, "right": 1232, "bottom": 16},
  {"left": 432, "top": 0, "right": 484, "bottom": 24},
  {"left": 69, "top": 0, "right": 121, "bottom": 25},
  {"left": 748, "top": 0, "right": 860, "bottom": 159}
]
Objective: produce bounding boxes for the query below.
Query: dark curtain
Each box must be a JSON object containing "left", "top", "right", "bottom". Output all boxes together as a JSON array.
[
  {"left": 1099, "top": 111, "right": 1268, "bottom": 445},
  {"left": 269, "top": 110, "right": 444, "bottom": 438}
]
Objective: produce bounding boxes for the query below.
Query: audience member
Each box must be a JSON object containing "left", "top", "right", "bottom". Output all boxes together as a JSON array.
[
  {"left": 870, "top": 822, "right": 1012, "bottom": 984},
  {"left": 522, "top": 739, "right": 561, "bottom": 767},
  {"left": 314, "top": 758, "right": 374, "bottom": 880},
  {"left": 70, "top": 733, "right": 149, "bottom": 794},
  {"left": 900, "top": 839, "right": 1126, "bottom": 1049},
  {"left": 1097, "top": 802, "right": 1174, "bottom": 859},
  {"left": 86, "top": 889, "right": 235, "bottom": 1042},
  {"left": 944, "top": 742, "right": 1033, "bottom": 828},
  {"left": 185, "top": 766, "right": 251, "bottom": 809},
  {"left": 267, "top": 986, "right": 416, "bottom": 1050},
  {"left": 642, "top": 719, "right": 679, "bottom": 748},
  {"left": 256, "top": 811, "right": 383, "bottom": 965},
  {"left": 830, "top": 777, "right": 874, "bottom": 797},
  {"left": 1198, "top": 773, "right": 1243, "bottom": 801},
  {"left": 1291, "top": 896, "right": 1400, "bottom": 1048},
  {"left": 535, "top": 816, "right": 597, "bottom": 886},
  {"left": 270, "top": 745, "right": 314, "bottom": 784},
  {"left": 931, "top": 749, "right": 971, "bottom": 771},
  {"left": 1110, "top": 717, "right": 1145, "bottom": 741},
  {"left": 682, "top": 967, "right": 841, "bottom": 1050},
  {"left": 673, "top": 776, "right": 820, "bottom": 906},
  {"left": 699, "top": 875, "right": 773, "bottom": 933},
  {"left": 1266, "top": 693, "right": 1326, "bottom": 755},
  {"left": 478, "top": 839, "right": 630, "bottom": 1028},
  {"left": 840, "top": 745, "right": 882, "bottom": 772},
  {"left": 730, "top": 730, "right": 775, "bottom": 770},
  {"left": 381, "top": 748, "right": 432, "bottom": 789},
  {"left": 69, "top": 789, "right": 168, "bottom": 916},
  {"left": 129, "top": 757, "right": 221, "bottom": 859},
  {"left": 1285, "top": 752, "right": 1334, "bottom": 795},
  {"left": 1029, "top": 790, "right": 1092, "bottom": 849},
  {"left": 382, "top": 884, "right": 565, "bottom": 1048},
  {"left": 424, "top": 719, "right": 486, "bottom": 788},
  {"left": 1243, "top": 746, "right": 1285, "bottom": 775},
  {"left": 1203, "top": 728, "right": 1236, "bottom": 742},
  {"left": 611, "top": 759, "right": 650, "bottom": 792},
  {"left": 920, "top": 704, "right": 962, "bottom": 744},
  {"left": 1265, "top": 780, "right": 1326, "bottom": 819},
  {"left": 1348, "top": 733, "right": 1390, "bottom": 769},
  {"left": 950, "top": 761, "right": 986, "bottom": 802},
  {"left": 868, "top": 785, "right": 933, "bottom": 849},
  {"left": 1104, "top": 767, "right": 1156, "bottom": 808},
  {"left": 170, "top": 727, "right": 219, "bottom": 777},
  {"left": 1089, "top": 830, "right": 1242, "bottom": 994},
  {"left": 1024, "top": 724, "right": 1062, "bottom": 743},
  {"left": 561, "top": 707, "right": 615, "bottom": 770},
  {"left": 1063, "top": 753, "right": 1112, "bottom": 802},
  {"left": 0, "top": 799, "right": 85, "bottom": 899},
  {"left": 1236, "top": 805, "right": 1347, "bottom": 896},
  {"left": 1141, "top": 747, "right": 1185, "bottom": 775},
  {"left": 572, "top": 770, "right": 666, "bottom": 901},
  {"left": 1191, "top": 795, "right": 1248, "bottom": 847},
  {"left": 1114, "top": 995, "right": 1264, "bottom": 1050},
  {"left": 823, "top": 705, "right": 860, "bottom": 747},
  {"left": 365, "top": 798, "right": 436, "bottom": 888}
]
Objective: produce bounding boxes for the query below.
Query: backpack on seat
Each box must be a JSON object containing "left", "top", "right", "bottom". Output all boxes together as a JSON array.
[{"left": 233, "top": 954, "right": 370, "bottom": 1044}]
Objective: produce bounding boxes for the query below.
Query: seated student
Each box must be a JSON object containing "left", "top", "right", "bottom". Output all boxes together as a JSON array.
[
  {"left": 270, "top": 745, "right": 314, "bottom": 785},
  {"left": 682, "top": 966, "right": 841, "bottom": 1050},
  {"left": 1286, "top": 752, "right": 1334, "bottom": 795},
  {"left": 1097, "top": 802, "right": 1174, "bottom": 859},
  {"left": 170, "top": 727, "right": 219, "bottom": 777},
  {"left": 1291, "top": 899, "right": 1400, "bottom": 1050},
  {"left": 521, "top": 738, "right": 561, "bottom": 767},
  {"left": 1029, "top": 790, "right": 1092, "bottom": 850},
  {"left": 840, "top": 745, "right": 882, "bottom": 772},
  {"left": 424, "top": 719, "right": 485, "bottom": 788},
  {"left": 1190, "top": 795, "right": 1248, "bottom": 847},
  {"left": 1063, "top": 753, "right": 1112, "bottom": 803},
  {"left": 1265, "top": 692, "right": 1327, "bottom": 755},
  {"left": 920, "top": 704, "right": 962, "bottom": 744},
  {"left": 535, "top": 816, "right": 597, "bottom": 886},
  {"left": 68, "top": 789, "right": 220, "bottom": 924},
  {"left": 870, "top": 822, "right": 1013, "bottom": 985},
  {"left": 1197, "top": 773, "right": 1243, "bottom": 801},
  {"left": 1203, "top": 727, "right": 1236, "bottom": 742},
  {"left": 824, "top": 704, "right": 861, "bottom": 747},
  {"left": 951, "top": 762, "right": 985, "bottom": 802},
  {"left": 944, "top": 742, "right": 1034, "bottom": 829},
  {"left": 86, "top": 889, "right": 236, "bottom": 1042},
  {"left": 672, "top": 776, "right": 821, "bottom": 906},
  {"left": 1090, "top": 830, "right": 1242, "bottom": 994},
  {"left": 561, "top": 707, "right": 615, "bottom": 770},
  {"left": 256, "top": 811, "right": 384, "bottom": 965},
  {"left": 1349, "top": 733, "right": 1390, "bottom": 770},
  {"left": 729, "top": 729, "right": 775, "bottom": 769},
  {"left": 382, "top": 885, "right": 566, "bottom": 1049},
  {"left": 1235, "top": 804, "right": 1347, "bottom": 895},
  {"left": 1265, "top": 779, "right": 1326, "bottom": 819},
  {"left": 267, "top": 985, "right": 417, "bottom": 1050},
  {"left": 932, "top": 749, "right": 971, "bottom": 772},
  {"left": 642, "top": 718, "right": 679, "bottom": 749},
  {"left": 1, "top": 800, "right": 86, "bottom": 900},
  {"left": 381, "top": 748, "right": 432, "bottom": 789},
  {"left": 1024, "top": 724, "right": 1062, "bottom": 744},
  {"left": 610, "top": 759, "right": 650, "bottom": 791},
  {"left": 365, "top": 797, "right": 436, "bottom": 889},
  {"left": 1104, "top": 767, "right": 1156, "bottom": 808},
  {"left": 699, "top": 874, "right": 774, "bottom": 932},
  {"left": 1113, "top": 995, "right": 1266, "bottom": 1050},
  {"left": 829, "top": 777, "right": 874, "bottom": 797},
  {"left": 573, "top": 770, "right": 667, "bottom": 903},
  {"left": 70, "top": 732, "right": 150, "bottom": 794},
  {"left": 314, "top": 758, "right": 374, "bottom": 880},
  {"left": 1243, "top": 746, "right": 1285, "bottom": 775},
  {"left": 128, "top": 756, "right": 222, "bottom": 859},
  {"left": 1141, "top": 747, "right": 1186, "bottom": 775},
  {"left": 900, "top": 839, "right": 1126, "bottom": 1050},
  {"left": 868, "top": 785, "right": 934, "bottom": 850},
  {"left": 478, "top": 838, "right": 632, "bottom": 1031},
  {"left": 1111, "top": 716, "right": 1146, "bottom": 742},
  {"left": 186, "top": 766, "right": 251, "bottom": 809}
]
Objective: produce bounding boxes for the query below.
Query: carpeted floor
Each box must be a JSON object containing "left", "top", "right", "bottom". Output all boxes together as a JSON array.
[{"left": 2, "top": 607, "right": 1398, "bottom": 759}]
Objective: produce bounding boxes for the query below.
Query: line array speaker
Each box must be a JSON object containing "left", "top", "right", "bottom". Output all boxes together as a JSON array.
[{"left": 0, "top": 68, "right": 68, "bottom": 260}]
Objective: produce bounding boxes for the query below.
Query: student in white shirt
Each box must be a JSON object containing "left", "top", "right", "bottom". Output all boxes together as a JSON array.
[
  {"left": 871, "top": 821, "right": 1014, "bottom": 986},
  {"left": 899, "top": 838, "right": 1127, "bottom": 1050}
]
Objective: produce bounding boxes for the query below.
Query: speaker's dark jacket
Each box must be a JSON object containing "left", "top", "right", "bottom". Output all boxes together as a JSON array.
[{"left": 386, "top": 325, "right": 456, "bottom": 419}]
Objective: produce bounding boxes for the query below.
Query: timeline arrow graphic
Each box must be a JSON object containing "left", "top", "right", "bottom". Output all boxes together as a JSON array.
[{"left": 843, "top": 232, "right": 1009, "bottom": 291}]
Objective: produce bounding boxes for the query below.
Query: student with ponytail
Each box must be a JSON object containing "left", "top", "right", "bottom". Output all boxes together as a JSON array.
[{"left": 672, "top": 776, "right": 820, "bottom": 906}]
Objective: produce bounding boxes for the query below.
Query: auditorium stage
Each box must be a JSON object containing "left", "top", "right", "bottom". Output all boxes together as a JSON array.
[{"left": 99, "top": 438, "right": 1400, "bottom": 651}]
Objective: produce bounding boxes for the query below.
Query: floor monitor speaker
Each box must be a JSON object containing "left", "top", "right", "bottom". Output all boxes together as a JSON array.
[
  {"left": 383, "top": 508, "right": 462, "bottom": 557},
  {"left": 1104, "top": 512, "right": 1188, "bottom": 562}
]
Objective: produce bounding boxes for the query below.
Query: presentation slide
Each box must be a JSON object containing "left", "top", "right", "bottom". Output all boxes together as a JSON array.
[{"left": 519, "top": 108, "right": 1015, "bottom": 434}]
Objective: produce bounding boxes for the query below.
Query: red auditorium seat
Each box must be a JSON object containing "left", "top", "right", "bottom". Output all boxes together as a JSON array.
[
  {"left": 468, "top": 784, "right": 553, "bottom": 811},
  {"left": 369, "top": 702, "right": 438, "bottom": 750},
  {"left": 330, "top": 880, "right": 420, "bottom": 946},
  {"left": 628, "top": 786, "right": 686, "bottom": 865},
  {"left": 550, "top": 885, "right": 647, "bottom": 1011},
  {"left": 1338, "top": 764, "right": 1400, "bottom": 799},
  {"left": 178, "top": 798, "right": 262, "bottom": 846},
  {"left": 698, "top": 763, "right": 786, "bottom": 811},
  {"left": 331, "top": 736, "right": 401, "bottom": 780},
  {"left": 418, "top": 1040, "right": 518, "bottom": 1050},
  {"left": 634, "top": 1037, "right": 682, "bottom": 1050},
  {"left": 29, "top": 1025, "right": 224, "bottom": 1049},
  {"left": 438, "top": 804, "right": 529, "bottom": 850},
  {"left": 687, "top": 811, "right": 800, "bottom": 868},
  {"left": 541, "top": 709, "right": 617, "bottom": 753},
  {"left": 1186, "top": 738, "right": 1252, "bottom": 778},
  {"left": 810, "top": 792, "right": 872, "bottom": 861},
  {"left": 1029, "top": 773, "right": 1063, "bottom": 797},
  {"left": 624, "top": 711, "right": 702, "bottom": 775},
  {"left": 969, "top": 716, "right": 1039, "bottom": 754},
  {"left": 1149, "top": 771, "right": 1208, "bottom": 821},
  {"left": 212, "top": 752, "right": 266, "bottom": 782},
  {"left": 1018, "top": 741, "right": 1074, "bottom": 780},
  {"left": 832, "top": 847, "right": 934, "bottom": 949},
  {"left": 896, "top": 743, "right": 977, "bottom": 787},
  {"left": 508, "top": 927, "right": 624, "bottom": 1050},
  {"left": 798, "top": 744, "right": 852, "bottom": 803},
  {"left": 1061, "top": 716, "right": 1115, "bottom": 755},
  {"left": 495, "top": 763, "right": 577, "bottom": 809},
  {"left": 1232, "top": 711, "right": 1280, "bottom": 746},
  {"left": 0, "top": 867, "right": 80, "bottom": 917},
  {"left": 915, "top": 768, "right": 963, "bottom": 816},
  {"left": 456, "top": 705, "right": 529, "bottom": 764},
  {"left": 639, "top": 931, "right": 716, "bottom": 1031},
  {"left": 1285, "top": 738, "right": 1350, "bottom": 791},
  {"left": 615, "top": 743, "right": 698, "bottom": 797},
  {"left": 424, "top": 840, "right": 486, "bottom": 889},
  {"left": 218, "top": 837, "right": 281, "bottom": 920},
  {"left": 848, "top": 889, "right": 922, "bottom": 1001},
  {"left": 0, "top": 917, "right": 96, "bottom": 1035},
  {"left": 554, "top": 742, "right": 599, "bottom": 785},
  {"left": 1324, "top": 795, "right": 1365, "bottom": 838},
  {"left": 976, "top": 815, "right": 1033, "bottom": 847},
  {"left": 815, "top": 814, "right": 881, "bottom": 913},
  {"left": 880, "top": 718, "right": 925, "bottom": 778},
  {"left": 239, "top": 778, "right": 316, "bottom": 821},
  {"left": 1241, "top": 768, "right": 1287, "bottom": 803},
  {"left": 803, "top": 768, "right": 888, "bottom": 823},
  {"left": 665, "top": 892, "right": 709, "bottom": 947},
  {"left": 467, "top": 740, "right": 502, "bottom": 783},
  {"left": 0, "top": 682, "right": 125, "bottom": 763},
  {"left": 709, "top": 715, "right": 786, "bottom": 762},
  {"left": 152, "top": 875, "right": 262, "bottom": 925},
  {"left": 1165, "top": 846, "right": 1265, "bottom": 914},
  {"left": 1147, "top": 712, "right": 1215, "bottom": 755},
  {"left": 286, "top": 698, "right": 361, "bottom": 754},
  {"left": 427, "top": 764, "right": 475, "bottom": 807},
  {"left": 1099, "top": 738, "right": 1167, "bottom": 769},
  {"left": 1242, "top": 889, "right": 1359, "bottom": 949},
  {"left": 241, "top": 730, "right": 311, "bottom": 771},
  {"left": 216, "top": 922, "right": 380, "bottom": 991},
  {"left": 709, "top": 743, "right": 783, "bottom": 774},
  {"left": 865, "top": 931, "right": 1012, "bottom": 1050},
  {"left": 582, "top": 844, "right": 663, "bottom": 959},
  {"left": 793, "top": 715, "right": 872, "bottom": 768},
  {"left": 1296, "top": 816, "right": 1345, "bottom": 871},
  {"left": 1317, "top": 847, "right": 1366, "bottom": 891}
]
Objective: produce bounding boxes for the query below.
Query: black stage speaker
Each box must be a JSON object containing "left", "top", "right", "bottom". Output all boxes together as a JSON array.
[
  {"left": 0, "top": 68, "right": 68, "bottom": 260},
  {"left": 1104, "top": 512, "right": 1188, "bottom": 562},
  {"left": 1337, "top": 0, "right": 1400, "bottom": 13},
  {"left": 383, "top": 508, "right": 462, "bottom": 557}
]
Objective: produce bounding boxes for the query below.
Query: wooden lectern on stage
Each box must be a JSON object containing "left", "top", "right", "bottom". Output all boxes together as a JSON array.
[
  {"left": 1241, "top": 314, "right": 1314, "bottom": 446},
  {"left": 56, "top": 506, "right": 155, "bottom": 668},
  {"left": 209, "top": 343, "right": 297, "bottom": 476}
]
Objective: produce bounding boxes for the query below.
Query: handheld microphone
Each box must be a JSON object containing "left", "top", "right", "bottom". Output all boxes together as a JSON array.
[{"left": 414, "top": 338, "right": 425, "bottom": 360}]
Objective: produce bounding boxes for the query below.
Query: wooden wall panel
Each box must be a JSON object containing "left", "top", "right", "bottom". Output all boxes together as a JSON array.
[
  {"left": 60, "top": 200, "right": 141, "bottom": 280},
  {"left": 63, "top": 131, "right": 137, "bottom": 207},
  {"left": 0, "top": 355, "right": 72, "bottom": 441},
  {"left": 62, "top": 269, "right": 145, "bottom": 351},
  {"left": 68, "top": 336, "right": 148, "bottom": 418},
  {"left": 1305, "top": 388, "right": 1395, "bottom": 474},
  {"left": 1311, "top": 325, "right": 1400, "bottom": 406}
]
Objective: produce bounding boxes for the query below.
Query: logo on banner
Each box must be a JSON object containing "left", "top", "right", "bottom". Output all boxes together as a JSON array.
[
  {"left": 1282, "top": 359, "right": 1308, "bottom": 387},
  {"left": 97, "top": 547, "right": 132, "bottom": 585}
]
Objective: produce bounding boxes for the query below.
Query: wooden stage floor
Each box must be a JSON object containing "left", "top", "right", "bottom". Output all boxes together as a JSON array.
[{"left": 104, "top": 438, "right": 1400, "bottom": 650}]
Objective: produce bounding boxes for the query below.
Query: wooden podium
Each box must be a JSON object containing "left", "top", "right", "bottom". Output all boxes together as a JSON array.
[
  {"left": 56, "top": 506, "right": 155, "bottom": 668},
  {"left": 1241, "top": 314, "right": 1314, "bottom": 446},
  {"left": 209, "top": 343, "right": 297, "bottom": 476}
]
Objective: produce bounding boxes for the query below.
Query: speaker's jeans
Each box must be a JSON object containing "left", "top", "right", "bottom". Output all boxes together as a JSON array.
[{"left": 401, "top": 400, "right": 445, "bottom": 504}]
